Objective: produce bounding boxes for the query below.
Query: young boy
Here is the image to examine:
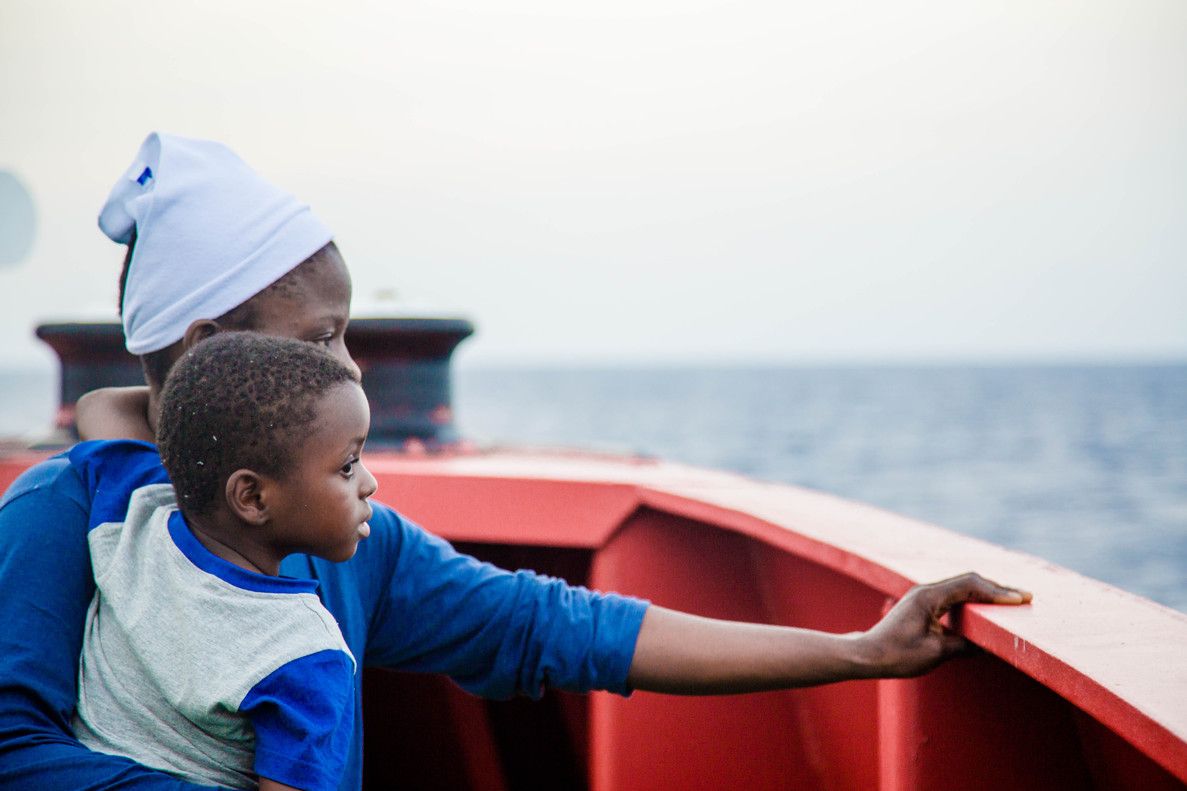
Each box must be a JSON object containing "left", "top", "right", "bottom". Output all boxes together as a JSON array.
[{"left": 71, "top": 332, "right": 374, "bottom": 791}]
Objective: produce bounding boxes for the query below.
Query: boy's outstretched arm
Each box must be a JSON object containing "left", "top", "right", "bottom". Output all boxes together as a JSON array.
[
  {"left": 75, "top": 386, "right": 155, "bottom": 442},
  {"left": 627, "top": 572, "right": 1031, "bottom": 694}
]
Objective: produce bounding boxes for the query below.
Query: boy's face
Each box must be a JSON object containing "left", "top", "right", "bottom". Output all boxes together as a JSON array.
[
  {"left": 247, "top": 246, "right": 360, "bottom": 379},
  {"left": 264, "top": 381, "right": 377, "bottom": 563}
]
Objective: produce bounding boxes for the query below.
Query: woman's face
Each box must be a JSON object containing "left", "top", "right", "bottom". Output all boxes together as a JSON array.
[{"left": 245, "top": 245, "right": 360, "bottom": 379}]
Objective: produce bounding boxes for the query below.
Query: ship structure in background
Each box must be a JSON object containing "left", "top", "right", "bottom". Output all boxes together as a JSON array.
[
  {"left": 3, "top": 319, "right": 1185, "bottom": 791},
  {"left": 34, "top": 317, "right": 473, "bottom": 449}
]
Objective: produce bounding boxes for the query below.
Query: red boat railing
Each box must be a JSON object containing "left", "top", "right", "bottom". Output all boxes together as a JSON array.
[
  {"left": 359, "top": 449, "right": 1187, "bottom": 791},
  {"left": 2, "top": 447, "right": 1184, "bottom": 790}
]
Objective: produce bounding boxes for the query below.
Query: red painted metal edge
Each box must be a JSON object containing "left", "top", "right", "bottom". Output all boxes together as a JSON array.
[
  {"left": 362, "top": 448, "right": 1187, "bottom": 783},
  {"left": 4, "top": 447, "right": 1184, "bottom": 783}
]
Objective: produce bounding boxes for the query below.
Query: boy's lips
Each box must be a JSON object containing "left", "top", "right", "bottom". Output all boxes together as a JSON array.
[{"left": 358, "top": 522, "right": 371, "bottom": 538}]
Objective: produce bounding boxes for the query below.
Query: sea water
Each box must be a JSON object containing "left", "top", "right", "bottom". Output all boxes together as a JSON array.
[
  {"left": 3, "top": 363, "right": 1184, "bottom": 612},
  {"left": 455, "top": 364, "right": 1187, "bottom": 612}
]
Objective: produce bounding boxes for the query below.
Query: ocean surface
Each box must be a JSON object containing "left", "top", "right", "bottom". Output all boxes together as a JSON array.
[{"left": 3, "top": 363, "right": 1185, "bottom": 612}]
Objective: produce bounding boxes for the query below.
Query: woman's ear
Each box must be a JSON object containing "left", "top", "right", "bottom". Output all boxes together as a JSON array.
[
  {"left": 181, "top": 319, "right": 222, "bottom": 352},
  {"left": 225, "top": 469, "right": 269, "bottom": 526}
]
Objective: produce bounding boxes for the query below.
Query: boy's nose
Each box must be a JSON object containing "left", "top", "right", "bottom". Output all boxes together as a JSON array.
[{"left": 359, "top": 462, "right": 378, "bottom": 499}]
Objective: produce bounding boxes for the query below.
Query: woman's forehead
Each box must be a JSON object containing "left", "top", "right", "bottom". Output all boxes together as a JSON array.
[
  {"left": 251, "top": 250, "right": 352, "bottom": 327},
  {"left": 286, "top": 244, "right": 351, "bottom": 300}
]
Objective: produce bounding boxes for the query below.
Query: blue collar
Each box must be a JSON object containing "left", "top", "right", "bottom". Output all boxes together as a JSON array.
[{"left": 167, "top": 511, "right": 318, "bottom": 595}]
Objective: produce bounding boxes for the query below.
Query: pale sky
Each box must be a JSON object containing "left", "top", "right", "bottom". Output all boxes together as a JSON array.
[{"left": 2, "top": 0, "right": 1185, "bottom": 370}]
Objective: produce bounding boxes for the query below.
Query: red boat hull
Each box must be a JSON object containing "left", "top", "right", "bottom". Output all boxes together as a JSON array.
[{"left": 3, "top": 447, "right": 1185, "bottom": 790}]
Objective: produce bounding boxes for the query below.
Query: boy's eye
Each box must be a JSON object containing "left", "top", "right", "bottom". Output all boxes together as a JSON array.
[{"left": 340, "top": 459, "right": 356, "bottom": 477}]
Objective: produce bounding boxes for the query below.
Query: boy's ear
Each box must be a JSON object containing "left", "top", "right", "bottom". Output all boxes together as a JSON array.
[
  {"left": 181, "top": 319, "right": 222, "bottom": 352},
  {"left": 225, "top": 469, "right": 270, "bottom": 526}
]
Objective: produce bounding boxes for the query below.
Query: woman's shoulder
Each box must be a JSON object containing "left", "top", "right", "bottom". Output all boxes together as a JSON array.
[{"left": 0, "top": 451, "right": 89, "bottom": 512}]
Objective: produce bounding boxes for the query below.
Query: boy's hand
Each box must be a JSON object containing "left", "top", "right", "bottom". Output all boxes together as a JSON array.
[
  {"left": 75, "top": 386, "right": 154, "bottom": 442},
  {"left": 857, "top": 572, "right": 1032, "bottom": 678}
]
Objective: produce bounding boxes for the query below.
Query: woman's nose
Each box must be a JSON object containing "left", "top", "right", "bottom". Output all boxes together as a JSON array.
[{"left": 334, "top": 342, "right": 363, "bottom": 381}]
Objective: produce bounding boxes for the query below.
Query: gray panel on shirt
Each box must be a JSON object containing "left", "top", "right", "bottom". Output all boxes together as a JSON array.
[{"left": 74, "top": 484, "right": 354, "bottom": 790}]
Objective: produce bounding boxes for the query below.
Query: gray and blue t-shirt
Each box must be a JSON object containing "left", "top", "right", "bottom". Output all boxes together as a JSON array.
[{"left": 70, "top": 440, "right": 355, "bottom": 791}]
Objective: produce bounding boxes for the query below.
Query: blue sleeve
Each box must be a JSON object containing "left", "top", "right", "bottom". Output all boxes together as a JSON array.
[
  {"left": 357, "top": 504, "right": 649, "bottom": 699},
  {"left": 239, "top": 650, "right": 356, "bottom": 791},
  {"left": 67, "top": 439, "right": 169, "bottom": 529},
  {"left": 0, "top": 454, "right": 219, "bottom": 790}
]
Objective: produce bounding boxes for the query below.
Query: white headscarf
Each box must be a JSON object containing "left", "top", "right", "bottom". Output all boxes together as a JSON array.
[{"left": 99, "top": 132, "right": 333, "bottom": 354}]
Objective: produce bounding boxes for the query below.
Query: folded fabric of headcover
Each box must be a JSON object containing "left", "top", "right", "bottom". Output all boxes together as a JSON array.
[{"left": 99, "top": 132, "right": 333, "bottom": 355}]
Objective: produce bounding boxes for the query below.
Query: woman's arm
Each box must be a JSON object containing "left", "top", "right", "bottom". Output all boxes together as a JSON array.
[
  {"left": 258, "top": 779, "right": 300, "bottom": 791},
  {"left": 627, "top": 573, "right": 1031, "bottom": 694},
  {"left": 75, "top": 386, "right": 154, "bottom": 442}
]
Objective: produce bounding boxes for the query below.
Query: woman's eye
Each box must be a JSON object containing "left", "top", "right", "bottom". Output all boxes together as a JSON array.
[{"left": 314, "top": 335, "right": 333, "bottom": 347}]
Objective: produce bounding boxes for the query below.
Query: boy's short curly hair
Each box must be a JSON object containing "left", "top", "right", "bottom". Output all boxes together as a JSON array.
[{"left": 157, "top": 332, "right": 360, "bottom": 516}]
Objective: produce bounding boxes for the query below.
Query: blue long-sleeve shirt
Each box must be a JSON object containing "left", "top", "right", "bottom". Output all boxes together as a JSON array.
[{"left": 0, "top": 450, "right": 649, "bottom": 790}]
